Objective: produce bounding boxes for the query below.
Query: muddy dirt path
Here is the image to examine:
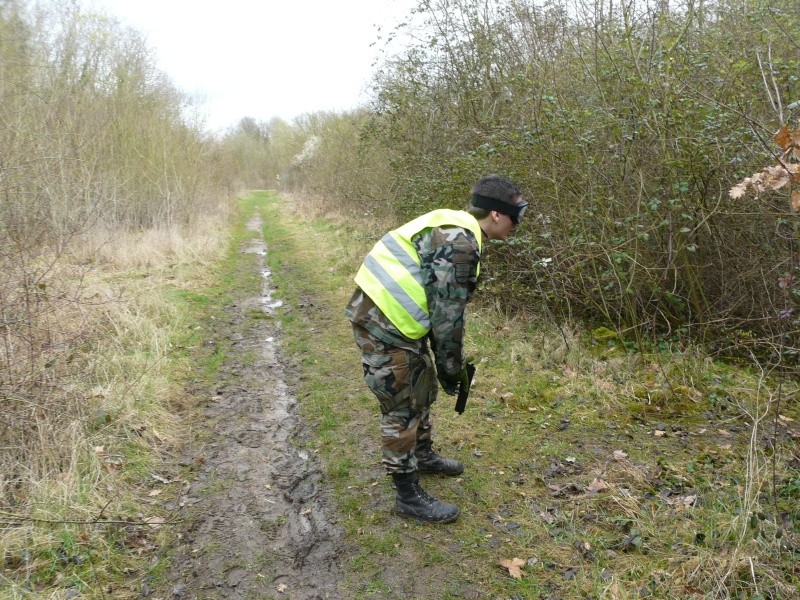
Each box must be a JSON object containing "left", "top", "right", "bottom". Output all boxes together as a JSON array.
[{"left": 161, "top": 215, "right": 345, "bottom": 599}]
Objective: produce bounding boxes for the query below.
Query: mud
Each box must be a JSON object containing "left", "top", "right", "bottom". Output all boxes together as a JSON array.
[{"left": 159, "top": 215, "right": 344, "bottom": 599}]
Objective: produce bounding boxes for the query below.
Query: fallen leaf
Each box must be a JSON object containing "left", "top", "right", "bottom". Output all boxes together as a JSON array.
[
  {"left": 779, "top": 414, "right": 795, "bottom": 422},
  {"left": 536, "top": 508, "right": 556, "bottom": 524},
  {"left": 144, "top": 516, "right": 166, "bottom": 529},
  {"left": 717, "top": 429, "right": 733, "bottom": 438},
  {"left": 654, "top": 430, "right": 666, "bottom": 437},
  {"left": 613, "top": 450, "right": 628, "bottom": 461},
  {"left": 596, "top": 379, "right": 616, "bottom": 393},
  {"left": 94, "top": 446, "right": 106, "bottom": 457},
  {"left": 664, "top": 494, "right": 697, "bottom": 507},
  {"left": 587, "top": 478, "right": 609, "bottom": 493},
  {"left": 147, "top": 489, "right": 162, "bottom": 497},
  {"left": 473, "top": 449, "right": 484, "bottom": 457},
  {"left": 548, "top": 483, "right": 582, "bottom": 497},
  {"left": 499, "top": 557, "right": 526, "bottom": 579},
  {"left": 622, "top": 532, "right": 642, "bottom": 550}
]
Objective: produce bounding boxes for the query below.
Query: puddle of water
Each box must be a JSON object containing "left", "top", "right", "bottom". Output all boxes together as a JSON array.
[
  {"left": 299, "top": 515, "right": 312, "bottom": 533},
  {"left": 263, "top": 299, "right": 284, "bottom": 310},
  {"left": 244, "top": 217, "right": 282, "bottom": 314}
]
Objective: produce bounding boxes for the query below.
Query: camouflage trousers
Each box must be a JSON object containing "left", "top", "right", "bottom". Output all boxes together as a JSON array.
[{"left": 352, "top": 323, "right": 438, "bottom": 474}]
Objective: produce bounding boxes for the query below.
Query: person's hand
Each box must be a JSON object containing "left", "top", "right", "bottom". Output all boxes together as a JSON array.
[{"left": 438, "top": 366, "right": 469, "bottom": 396}]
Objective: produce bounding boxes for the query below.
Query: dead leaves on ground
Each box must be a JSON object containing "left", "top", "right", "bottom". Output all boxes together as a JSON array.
[
  {"left": 547, "top": 477, "right": 610, "bottom": 497},
  {"left": 586, "top": 478, "right": 610, "bottom": 493},
  {"left": 498, "top": 557, "right": 527, "bottom": 579}
]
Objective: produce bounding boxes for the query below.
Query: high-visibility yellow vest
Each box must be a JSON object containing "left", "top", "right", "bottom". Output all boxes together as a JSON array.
[{"left": 354, "top": 209, "right": 483, "bottom": 340}]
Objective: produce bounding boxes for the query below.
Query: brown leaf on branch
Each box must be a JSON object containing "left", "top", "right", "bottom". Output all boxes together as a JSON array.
[
  {"left": 775, "top": 126, "right": 791, "bottom": 150},
  {"left": 499, "top": 557, "right": 526, "bottom": 579},
  {"left": 765, "top": 165, "right": 791, "bottom": 190},
  {"left": 773, "top": 126, "right": 800, "bottom": 155},
  {"left": 729, "top": 183, "right": 748, "bottom": 199},
  {"left": 732, "top": 127, "right": 800, "bottom": 200},
  {"left": 729, "top": 163, "right": 799, "bottom": 199}
]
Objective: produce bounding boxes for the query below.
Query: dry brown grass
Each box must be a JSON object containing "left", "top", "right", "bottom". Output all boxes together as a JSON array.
[{"left": 0, "top": 214, "right": 228, "bottom": 596}]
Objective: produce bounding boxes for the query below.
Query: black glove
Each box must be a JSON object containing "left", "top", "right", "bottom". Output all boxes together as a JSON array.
[{"left": 438, "top": 366, "right": 469, "bottom": 396}]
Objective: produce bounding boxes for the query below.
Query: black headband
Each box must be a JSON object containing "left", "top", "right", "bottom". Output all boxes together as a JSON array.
[{"left": 470, "top": 193, "right": 528, "bottom": 224}]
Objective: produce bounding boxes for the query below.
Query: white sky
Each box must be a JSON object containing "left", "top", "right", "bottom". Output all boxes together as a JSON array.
[{"left": 91, "top": 0, "right": 416, "bottom": 133}]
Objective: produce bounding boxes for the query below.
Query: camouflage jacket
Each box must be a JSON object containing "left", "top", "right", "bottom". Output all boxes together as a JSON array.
[{"left": 345, "top": 224, "right": 481, "bottom": 376}]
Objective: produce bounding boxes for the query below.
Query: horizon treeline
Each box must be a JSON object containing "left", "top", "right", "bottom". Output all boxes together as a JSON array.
[{"left": 257, "top": 0, "right": 800, "bottom": 361}]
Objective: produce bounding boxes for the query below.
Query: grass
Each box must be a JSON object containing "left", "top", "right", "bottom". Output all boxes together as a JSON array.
[
  {"left": 0, "top": 211, "right": 238, "bottom": 598},
  {"left": 257, "top": 191, "right": 800, "bottom": 599}
]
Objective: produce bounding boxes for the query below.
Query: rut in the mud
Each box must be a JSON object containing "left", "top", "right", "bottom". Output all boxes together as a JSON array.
[{"left": 162, "top": 215, "right": 344, "bottom": 599}]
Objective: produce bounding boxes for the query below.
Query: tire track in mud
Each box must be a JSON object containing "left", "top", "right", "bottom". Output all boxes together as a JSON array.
[{"left": 162, "top": 215, "right": 344, "bottom": 599}]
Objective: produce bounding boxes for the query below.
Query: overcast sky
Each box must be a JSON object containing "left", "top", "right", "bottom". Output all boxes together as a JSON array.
[{"left": 91, "top": 0, "right": 416, "bottom": 133}]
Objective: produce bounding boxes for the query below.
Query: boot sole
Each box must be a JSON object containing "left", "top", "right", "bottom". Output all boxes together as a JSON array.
[
  {"left": 416, "top": 467, "right": 464, "bottom": 477},
  {"left": 395, "top": 508, "right": 460, "bottom": 524}
]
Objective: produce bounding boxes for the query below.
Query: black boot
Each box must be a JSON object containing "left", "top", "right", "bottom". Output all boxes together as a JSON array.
[
  {"left": 416, "top": 441, "right": 464, "bottom": 476},
  {"left": 392, "top": 472, "right": 459, "bottom": 523}
]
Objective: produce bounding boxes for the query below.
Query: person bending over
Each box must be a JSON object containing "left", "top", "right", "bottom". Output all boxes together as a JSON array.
[{"left": 345, "top": 174, "right": 526, "bottom": 523}]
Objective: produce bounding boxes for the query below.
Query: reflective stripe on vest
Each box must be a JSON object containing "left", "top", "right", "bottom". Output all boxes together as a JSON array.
[{"left": 354, "top": 209, "right": 483, "bottom": 340}]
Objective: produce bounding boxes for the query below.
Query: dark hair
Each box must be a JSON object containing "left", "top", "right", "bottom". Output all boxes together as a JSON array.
[{"left": 466, "top": 174, "right": 523, "bottom": 219}]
